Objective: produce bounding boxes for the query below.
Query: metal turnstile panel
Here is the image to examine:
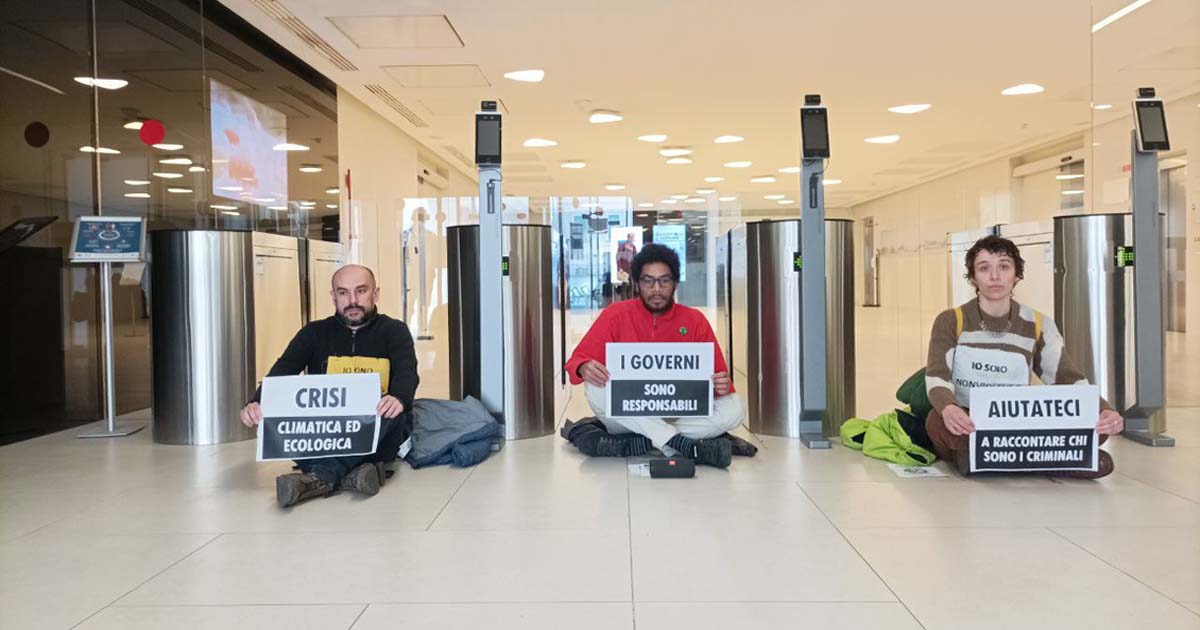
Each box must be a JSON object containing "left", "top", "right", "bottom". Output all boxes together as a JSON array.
[
  {"left": 739, "top": 219, "right": 855, "bottom": 438},
  {"left": 252, "top": 232, "right": 303, "bottom": 387},
  {"left": 729, "top": 225, "right": 749, "bottom": 397},
  {"left": 448, "top": 224, "right": 555, "bottom": 439},
  {"left": 307, "top": 239, "right": 343, "bottom": 322},
  {"left": 150, "top": 230, "right": 256, "bottom": 445}
]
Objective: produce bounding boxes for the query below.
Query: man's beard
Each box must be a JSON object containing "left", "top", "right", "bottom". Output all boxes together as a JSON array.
[
  {"left": 639, "top": 293, "right": 674, "bottom": 315},
  {"left": 336, "top": 305, "right": 377, "bottom": 327}
]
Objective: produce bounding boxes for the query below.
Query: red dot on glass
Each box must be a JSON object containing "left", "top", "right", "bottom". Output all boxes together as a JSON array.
[{"left": 139, "top": 119, "right": 165, "bottom": 146}]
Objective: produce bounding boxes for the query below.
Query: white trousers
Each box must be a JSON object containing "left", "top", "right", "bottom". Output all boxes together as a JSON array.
[{"left": 584, "top": 383, "right": 745, "bottom": 456}]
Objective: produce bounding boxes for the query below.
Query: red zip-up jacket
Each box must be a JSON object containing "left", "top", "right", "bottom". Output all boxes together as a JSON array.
[{"left": 565, "top": 298, "right": 734, "bottom": 395}]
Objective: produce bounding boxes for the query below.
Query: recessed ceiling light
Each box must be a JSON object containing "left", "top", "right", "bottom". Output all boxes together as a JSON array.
[
  {"left": 714, "top": 135, "right": 744, "bottom": 143},
  {"left": 670, "top": 194, "right": 689, "bottom": 200},
  {"left": 254, "top": 197, "right": 275, "bottom": 203},
  {"left": 152, "top": 172, "right": 183, "bottom": 179},
  {"left": 325, "top": 187, "right": 340, "bottom": 194},
  {"left": 659, "top": 147, "right": 693, "bottom": 157},
  {"left": 298, "top": 200, "right": 316, "bottom": 205},
  {"left": 696, "top": 188, "right": 716, "bottom": 194},
  {"left": 123, "top": 121, "right": 143, "bottom": 130},
  {"left": 684, "top": 198, "right": 705, "bottom": 204},
  {"left": 124, "top": 192, "right": 150, "bottom": 198},
  {"left": 777, "top": 199, "right": 795, "bottom": 205},
  {"left": 503, "top": 69, "right": 545, "bottom": 83},
  {"left": 605, "top": 184, "right": 626, "bottom": 191},
  {"left": 159, "top": 157, "right": 192, "bottom": 165},
  {"left": 1093, "top": 104, "right": 1113, "bottom": 110},
  {"left": 188, "top": 166, "right": 206, "bottom": 172},
  {"left": 718, "top": 196, "right": 736, "bottom": 202},
  {"left": 273, "top": 142, "right": 310, "bottom": 151},
  {"left": 751, "top": 176, "right": 776, "bottom": 183},
  {"left": 211, "top": 204, "right": 238, "bottom": 210},
  {"left": 588, "top": 110, "right": 623, "bottom": 124},
  {"left": 638, "top": 134, "right": 667, "bottom": 143},
  {"left": 637, "top": 202, "right": 654, "bottom": 208},
  {"left": 660, "top": 199, "right": 679, "bottom": 205},
  {"left": 824, "top": 179, "right": 842, "bottom": 185},
  {"left": 298, "top": 165, "right": 323, "bottom": 173},
  {"left": 1056, "top": 174, "right": 1085, "bottom": 180},
  {"left": 865, "top": 135, "right": 900, "bottom": 144},
  {"left": 79, "top": 146, "right": 120, "bottom": 154},
  {"left": 724, "top": 161, "right": 752, "bottom": 168},
  {"left": 268, "top": 206, "right": 288, "bottom": 211},
  {"left": 888, "top": 104, "right": 931, "bottom": 114},
  {"left": 704, "top": 176, "right": 724, "bottom": 183},
  {"left": 561, "top": 160, "right": 587, "bottom": 169},
  {"left": 217, "top": 185, "right": 243, "bottom": 191},
  {"left": 523, "top": 138, "right": 558, "bottom": 148},
  {"left": 1092, "top": 0, "right": 1154, "bottom": 33},
  {"left": 167, "top": 187, "right": 192, "bottom": 194},
  {"left": 220, "top": 211, "right": 239, "bottom": 216},
  {"left": 152, "top": 143, "right": 183, "bottom": 151},
  {"left": 764, "top": 194, "right": 786, "bottom": 200},
  {"left": 1061, "top": 190, "right": 1085, "bottom": 195},
  {"left": 74, "top": 77, "right": 127, "bottom": 90},
  {"left": 1001, "top": 83, "right": 1044, "bottom": 96},
  {"left": 666, "top": 157, "right": 692, "bottom": 165},
  {"left": 778, "top": 166, "right": 800, "bottom": 173},
  {"left": 326, "top": 204, "right": 338, "bottom": 209},
  {"left": 124, "top": 179, "right": 150, "bottom": 186}
]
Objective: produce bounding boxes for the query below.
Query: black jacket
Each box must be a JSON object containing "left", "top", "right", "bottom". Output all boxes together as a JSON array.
[{"left": 252, "top": 313, "right": 420, "bottom": 413}]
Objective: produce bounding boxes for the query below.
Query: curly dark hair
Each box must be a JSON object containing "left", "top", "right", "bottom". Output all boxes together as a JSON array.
[
  {"left": 631, "top": 243, "right": 680, "bottom": 284},
  {"left": 964, "top": 235, "right": 1025, "bottom": 292}
]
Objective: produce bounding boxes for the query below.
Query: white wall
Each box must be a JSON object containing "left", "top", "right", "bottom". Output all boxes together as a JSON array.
[
  {"left": 336, "top": 88, "right": 476, "bottom": 320},
  {"left": 848, "top": 92, "right": 1200, "bottom": 414}
]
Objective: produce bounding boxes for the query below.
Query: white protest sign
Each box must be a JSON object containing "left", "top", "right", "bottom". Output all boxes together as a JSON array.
[
  {"left": 606, "top": 342, "right": 714, "bottom": 418},
  {"left": 969, "top": 384, "right": 1100, "bottom": 473},
  {"left": 257, "top": 373, "right": 381, "bottom": 461}
]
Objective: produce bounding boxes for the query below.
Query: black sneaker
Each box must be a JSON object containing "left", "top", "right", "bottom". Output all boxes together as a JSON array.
[
  {"left": 723, "top": 433, "right": 759, "bottom": 457},
  {"left": 693, "top": 437, "right": 733, "bottom": 468},
  {"left": 276, "top": 472, "right": 334, "bottom": 508},
  {"left": 340, "top": 462, "right": 381, "bottom": 496}
]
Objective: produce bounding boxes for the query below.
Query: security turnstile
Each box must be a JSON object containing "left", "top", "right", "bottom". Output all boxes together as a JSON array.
[
  {"left": 718, "top": 219, "right": 856, "bottom": 438},
  {"left": 447, "top": 224, "right": 555, "bottom": 439}
]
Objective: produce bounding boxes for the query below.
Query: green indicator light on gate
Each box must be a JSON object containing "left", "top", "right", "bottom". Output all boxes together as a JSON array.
[
  {"left": 793, "top": 252, "right": 802, "bottom": 271},
  {"left": 501, "top": 256, "right": 510, "bottom": 275},
  {"left": 1114, "top": 246, "right": 1134, "bottom": 268}
]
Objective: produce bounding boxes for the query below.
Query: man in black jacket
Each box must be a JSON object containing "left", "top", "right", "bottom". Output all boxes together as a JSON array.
[{"left": 240, "top": 264, "right": 419, "bottom": 507}]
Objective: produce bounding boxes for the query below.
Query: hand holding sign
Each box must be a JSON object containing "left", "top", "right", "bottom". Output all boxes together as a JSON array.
[
  {"left": 941, "top": 404, "right": 975, "bottom": 436},
  {"left": 377, "top": 394, "right": 404, "bottom": 419},
  {"left": 712, "top": 371, "right": 731, "bottom": 397},
  {"left": 240, "top": 401, "right": 264, "bottom": 427},
  {"left": 1097, "top": 409, "right": 1123, "bottom": 436},
  {"left": 578, "top": 360, "right": 610, "bottom": 388}
]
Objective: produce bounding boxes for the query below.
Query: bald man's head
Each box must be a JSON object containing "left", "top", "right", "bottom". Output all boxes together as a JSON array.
[{"left": 330, "top": 265, "right": 379, "bottom": 328}]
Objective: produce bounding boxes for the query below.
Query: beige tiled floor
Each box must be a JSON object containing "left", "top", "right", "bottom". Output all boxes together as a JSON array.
[{"left": 1, "top": 316, "right": 1197, "bottom": 629}]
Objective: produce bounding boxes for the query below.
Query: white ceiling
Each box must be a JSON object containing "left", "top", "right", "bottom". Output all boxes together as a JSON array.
[{"left": 219, "top": 0, "right": 1200, "bottom": 209}]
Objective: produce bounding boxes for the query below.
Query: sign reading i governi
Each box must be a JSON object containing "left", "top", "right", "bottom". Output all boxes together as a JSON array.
[
  {"left": 606, "top": 342, "right": 714, "bottom": 418},
  {"left": 257, "top": 373, "right": 381, "bottom": 461},
  {"left": 969, "top": 384, "right": 1100, "bottom": 473}
]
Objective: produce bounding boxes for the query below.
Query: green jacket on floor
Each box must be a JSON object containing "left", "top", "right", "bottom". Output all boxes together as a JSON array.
[{"left": 840, "top": 410, "right": 937, "bottom": 467}]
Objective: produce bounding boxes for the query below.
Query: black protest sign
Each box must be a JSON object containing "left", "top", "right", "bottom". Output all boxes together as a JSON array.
[
  {"left": 969, "top": 384, "right": 1100, "bottom": 473},
  {"left": 257, "top": 373, "right": 381, "bottom": 461},
  {"left": 606, "top": 343, "right": 714, "bottom": 418}
]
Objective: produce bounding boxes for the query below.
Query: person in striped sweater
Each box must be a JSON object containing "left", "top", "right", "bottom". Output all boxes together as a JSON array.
[{"left": 925, "top": 235, "right": 1124, "bottom": 478}]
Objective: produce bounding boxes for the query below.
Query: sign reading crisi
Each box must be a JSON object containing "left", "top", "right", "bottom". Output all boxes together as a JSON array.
[{"left": 257, "top": 373, "right": 381, "bottom": 461}]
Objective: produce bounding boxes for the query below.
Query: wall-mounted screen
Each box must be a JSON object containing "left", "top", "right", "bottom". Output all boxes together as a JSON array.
[{"left": 210, "top": 79, "right": 288, "bottom": 203}]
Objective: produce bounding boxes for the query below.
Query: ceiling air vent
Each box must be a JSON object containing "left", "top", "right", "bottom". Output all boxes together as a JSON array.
[
  {"left": 363, "top": 84, "right": 428, "bottom": 128},
  {"left": 248, "top": 0, "right": 358, "bottom": 72}
]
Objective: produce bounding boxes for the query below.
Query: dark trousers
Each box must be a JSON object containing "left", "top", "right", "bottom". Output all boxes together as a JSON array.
[
  {"left": 925, "top": 407, "right": 1113, "bottom": 478},
  {"left": 297, "top": 414, "right": 411, "bottom": 484}
]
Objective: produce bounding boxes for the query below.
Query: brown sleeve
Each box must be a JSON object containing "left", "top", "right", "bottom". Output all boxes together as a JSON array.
[
  {"left": 1033, "top": 315, "right": 1114, "bottom": 412},
  {"left": 925, "top": 309, "right": 959, "bottom": 414}
]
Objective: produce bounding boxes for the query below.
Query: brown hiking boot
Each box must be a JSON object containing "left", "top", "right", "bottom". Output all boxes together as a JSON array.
[
  {"left": 339, "top": 462, "right": 381, "bottom": 496},
  {"left": 374, "top": 461, "right": 389, "bottom": 487},
  {"left": 276, "top": 472, "right": 334, "bottom": 508}
]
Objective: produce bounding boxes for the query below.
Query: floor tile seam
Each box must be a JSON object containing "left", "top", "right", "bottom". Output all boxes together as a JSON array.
[
  {"left": 1111, "top": 471, "right": 1200, "bottom": 505},
  {"left": 67, "top": 532, "right": 224, "bottom": 630},
  {"left": 626, "top": 462, "right": 636, "bottom": 630},
  {"left": 347, "top": 603, "right": 370, "bottom": 630},
  {"left": 794, "top": 481, "right": 930, "bottom": 630},
  {"left": 114, "top": 599, "right": 640, "bottom": 606},
  {"left": 107, "top": 602, "right": 373, "bottom": 608},
  {"left": 632, "top": 599, "right": 910, "bottom": 604},
  {"left": 424, "top": 465, "right": 478, "bottom": 531},
  {"left": 1045, "top": 526, "right": 1200, "bottom": 617}
]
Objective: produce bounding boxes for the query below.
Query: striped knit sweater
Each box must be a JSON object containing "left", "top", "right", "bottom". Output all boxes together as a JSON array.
[{"left": 925, "top": 298, "right": 1112, "bottom": 413}]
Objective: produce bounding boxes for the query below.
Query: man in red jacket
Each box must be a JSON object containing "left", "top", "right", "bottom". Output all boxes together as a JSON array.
[{"left": 565, "top": 244, "right": 744, "bottom": 467}]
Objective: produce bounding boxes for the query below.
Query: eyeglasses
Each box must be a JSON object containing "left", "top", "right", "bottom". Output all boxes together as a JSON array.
[{"left": 638, "top": 275, "right": 676, "bottom": 288}]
